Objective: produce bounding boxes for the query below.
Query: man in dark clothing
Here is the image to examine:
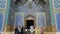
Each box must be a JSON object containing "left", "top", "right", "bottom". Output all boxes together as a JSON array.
[{"left": 15, "top": 27, "right": 19, "bottom": 34}]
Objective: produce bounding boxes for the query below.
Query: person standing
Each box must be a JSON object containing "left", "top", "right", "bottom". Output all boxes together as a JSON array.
[
  {"left": 40, "top": 28, "right": 44, "bottom": 34},
  {"left": 21, "top": 26, "right": 23, "bottom": 34},
  {"left": 15, "top": 26, "right": 19, "bottom": 34},
  {"left": 18, "top": 26, "right": 21, "bottom": 34}
]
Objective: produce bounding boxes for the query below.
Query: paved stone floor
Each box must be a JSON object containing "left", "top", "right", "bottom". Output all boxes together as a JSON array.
[
  {"left": 0, "top": 32, "right": 56, "bottom": 34},
  {"left": 1, "top": 32, "right": 14, "bottom": 34}
]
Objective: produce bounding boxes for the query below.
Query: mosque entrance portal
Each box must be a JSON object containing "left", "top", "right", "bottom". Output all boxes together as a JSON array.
[
  {"left": 24, "top": 15, "right": 36, "bottom": 29},
  {"left": 26, "top": 20, "right": 34, "bottom": 29}
]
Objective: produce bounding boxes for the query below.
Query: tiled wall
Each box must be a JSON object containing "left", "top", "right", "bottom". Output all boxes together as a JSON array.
[
  {"left": 0, "top": 0, "right": 10, "bottom": 32},
  {"left": 50, "top": 0, "right": 60, "bottom": 32}
]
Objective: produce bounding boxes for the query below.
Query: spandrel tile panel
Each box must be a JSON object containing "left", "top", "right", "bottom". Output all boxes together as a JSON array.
[
  {"left": 0, "top": 13, "right": 4, "bottom": 31},
  {"left": 56, "top": 12, "right": 60, "bottom": 31},
  {"left": 37, "top": 14, "right": 45, "bottom": 28},
  {"left": 15, "top": 14, "right": 23, "bottom": 27}
]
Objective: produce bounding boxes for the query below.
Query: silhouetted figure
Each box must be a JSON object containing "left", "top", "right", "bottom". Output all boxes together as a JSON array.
[
  {"left": 15, "top": 27, "right": 19, "bottom": 34},
  {"left": 21, "top": 26, "right": 23, "bottom": 34}
]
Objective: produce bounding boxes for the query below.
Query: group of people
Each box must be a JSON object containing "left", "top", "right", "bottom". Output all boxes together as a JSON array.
[
  {"left": 15, "top": 26, "right": 23, "bottom": 34},
  {"left": 15, "top": 26, "right": 44, "bottom": 34}
]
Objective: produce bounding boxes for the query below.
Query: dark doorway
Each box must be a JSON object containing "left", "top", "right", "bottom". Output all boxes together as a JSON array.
[{"left": 26, "top": 20, "right": 34, "bottom": 29}]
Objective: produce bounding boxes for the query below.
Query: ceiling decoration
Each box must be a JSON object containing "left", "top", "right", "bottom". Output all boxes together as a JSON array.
[{"left": 14, "top": 0, "right": 46, "bottom": 6}]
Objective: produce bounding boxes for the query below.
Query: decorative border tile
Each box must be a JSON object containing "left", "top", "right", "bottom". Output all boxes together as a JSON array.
[
  {"left": 52, "top": 0, "right": 60, "bottom": 9},
  {"left": 0, "top": 0, "right": 7, "bottom": 9},
  {"left": 36, "top": 12, "right": 46, "bottom": 28},
  {"left": 14, "top": 12, "right": 24, "bottom": 27}
]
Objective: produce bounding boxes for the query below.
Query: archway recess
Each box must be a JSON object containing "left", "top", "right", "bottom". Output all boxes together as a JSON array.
[{"left": 24, "top": 15, "right": 36, "bottom": 29}]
